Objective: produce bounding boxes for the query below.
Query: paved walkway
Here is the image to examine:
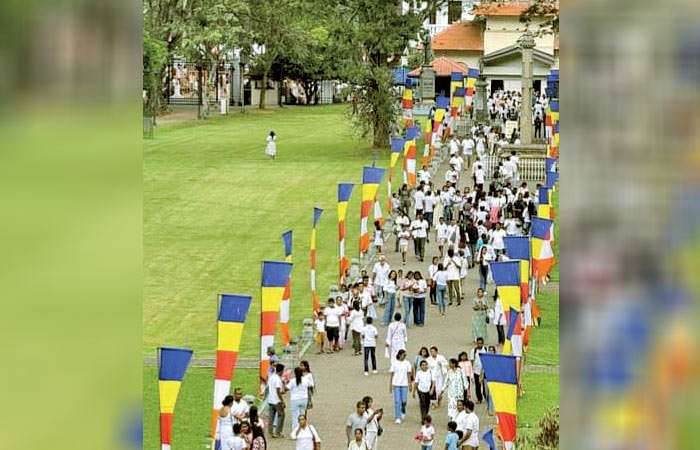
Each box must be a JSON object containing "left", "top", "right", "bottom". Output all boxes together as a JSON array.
[{"left": 268, "top": 147, "right": 499, "bottom": 450}]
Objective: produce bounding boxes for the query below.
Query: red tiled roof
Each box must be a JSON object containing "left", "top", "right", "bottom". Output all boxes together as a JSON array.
[
  {"left": 471, "top": 1, "right": 558, "bottom": 17},
  {"left": 432, "top": 21, "right": 483, "bottom": 51},
  {"left": 408, "top": 57, "right": 469, "bottom": 77}
]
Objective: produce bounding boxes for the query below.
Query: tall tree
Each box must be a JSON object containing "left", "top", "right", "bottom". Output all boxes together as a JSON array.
[
  {"left": 328, "top": 0, "right": 446, "bottom": 147},
  {"left": 178, "top": 0, "right": 248, "bottom": 118},
  {"left": 246, "top": 0, "right": 306, "bottom": 109}
]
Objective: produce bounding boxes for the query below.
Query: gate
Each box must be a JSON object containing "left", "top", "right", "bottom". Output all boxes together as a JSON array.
[{"left": 480, "top": 155, "right": 546, "bottom": 182}]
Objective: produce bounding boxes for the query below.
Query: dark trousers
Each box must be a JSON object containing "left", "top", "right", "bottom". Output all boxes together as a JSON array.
[
  {"left": 363, "top": 346, "right": 377, "bottom": 372},
  {"left": 496, "top": 325, "right": 505, "bottom": 345},
  {"left": 473, "top": 374, "right": 486, "bottom": 403},
  {"left": 352, "top": 330, "right": 361, "bottom": 354},
  {"left": 418, "top": 390, "right": 431, "bottom": 419},
  {"left": 424, "top": 212, "right": 433, "bottom": 232},
  {"left": 429, "top": 283, "right": 437, "bottom": 304},
  {"left": 415, "top": 237, "right": 425, "bottom": 261},
  {"left": 412, "top": 297, "right": 425, "bottom": 325}
]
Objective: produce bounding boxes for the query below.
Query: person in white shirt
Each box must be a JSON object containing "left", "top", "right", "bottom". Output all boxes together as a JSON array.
[
  {"left": 434, "top": 263, "right": 448, "bottom": 315},
  {"left": 361, "top": 317, "right": 379, "bottom": 375},
  {"left": 418, "top": 165, "right": 431, "bottom": 184},
  {"left": 427, "top": 346, "right": 448, "bottom": 407},
  {"left": 290, "top": 414, "right": 321, "bottom": 450},
  {"left": 324, "top": 298, "right": 342, "bottom": 351},
  {"left": 389, "top": 349, "right": 414, "bottom": 423},
  {"left": 459, "top": 400, "right": 480, "bottom": 450},
  {"left": 267, "top": 363, "right": 287, "bottom": 438},
  {"left": 413, "top": 359, "right": 435, "bottom": 420},
  {"left": 410, "top": 213, "right": 429, "bottom": 262},
  {"left": 413, "top": 186, "right": 426, "bottom": 216},
  {"left": 362, "top": 396, "right": 383, "bottom": 450},
  {"left": 372, "top": 256, "right": 391, "bottom": 305},
  {"left": 348, "top": 301, "right": 365, "bottom": 355},
  {"left": 462, "top": 135, "right": 475, "bottom": 168},
  {"left": 443, "top": 248, "right": 463, "bottom": 306},
  {"left": 385, "top": 311, "right": 408, "bottom": 361},
  {"left": 474, "top": 164, "right": 485, "bottom": 190},
  {"left": 449, "top": 153, "right": 464, "bottom": 173},
  {"left": 475, "top": 136, "right": 486, "bottom": 158},
  {"left": 397, "top": 225, "right": 411, "bottom": 265},
  {"left": 490, "top": 222, "right": 507, "bottom": 256},
  {"left": 230, "top": 388, "right": 250, "bottom": 424},
  {"left": 510, "top": 151, "right": 520, "bottom": 183},
  {"left": 454, "top": 400, "right": 470, "bottom": 447},
  {"left": 287, "top": 367, "right": 313, "bottom": 430},
  {"left": 470, "top": 338, "right": 487, "bottom": 403},
  {"left": 427, "top": 256, "right": 439, "bottom": 305},
  {"left": 223, "top": 423, "right": 248, "bottom": 450},
  {"left": 436, "top": 217, "right": 449, "bottom": 258},
  {"left": 419, "top": 415, "right": 435, "bottom": 449},
  {"left": 423, "top": 190, "right": 435, "bottom": 232},
  {"left": 216, "top": 395, "right": 236, "bottom": 447},
  {"left": 449, "top": 137, "right": 460, "bottom": 156},
  {"left": 445, "top": 166, "right": 459, "bottom": 184}
]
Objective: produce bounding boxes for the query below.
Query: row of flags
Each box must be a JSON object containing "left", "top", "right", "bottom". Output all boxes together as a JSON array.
[{"left": 481, "top": 92, "right": 559, "bottom": 448}]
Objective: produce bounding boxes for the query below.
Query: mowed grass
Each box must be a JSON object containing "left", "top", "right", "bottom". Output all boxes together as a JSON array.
[
  {"left": 144, "top": 366, "right": 259, "bottom": 450},
  {"left": 144, "top": 105, "right": 393, "bottom": 358},
  {"left": 517, "top": 371, "right": 559, "bottom": 433}
]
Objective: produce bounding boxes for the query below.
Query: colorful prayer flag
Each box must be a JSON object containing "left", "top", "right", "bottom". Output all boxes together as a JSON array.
[
  {"left": 310, "top": 207, "right": 323, "bottom": 313},
  {"left": 279, "top": 231, "right": 293, "bottom": 346},
  {"left": 530, "top": 217, "right": 555, "bottom": 281},
  {"left": 482, "top": 428, "right": 497, "bottom": 450},
  {"left": 260, "top": 260, "right": 293, "bottom": 381},
  {"left": 211, "top": 295, "right": 252, "bottom": 449},
  {"left": 480, "top": 353, "right": 518, "bottom": 449},
  {"left": 338, "top": 183, "right": 354, "bottom": 280},
  {"left": 490, "top": 260, "right": 521, "bottom": 313},
  {"left": 360, "top": 167, "right": 385, "bottom": 255},
  {"left": 159, "top": 346, "right": 194, "bottom": 450}
]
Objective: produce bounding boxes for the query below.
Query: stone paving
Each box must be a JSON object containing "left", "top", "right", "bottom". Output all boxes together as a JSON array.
[{"left": 268, "top": 146, "right": 500, "bottom": 450}]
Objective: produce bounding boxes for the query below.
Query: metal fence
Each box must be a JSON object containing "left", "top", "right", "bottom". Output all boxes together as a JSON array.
[{"left": 480, "top": 155, "right": 546, "bottom": 182}]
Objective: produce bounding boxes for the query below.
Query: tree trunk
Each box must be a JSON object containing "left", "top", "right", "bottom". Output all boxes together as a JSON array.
[{"left": 259, "top": 70, "right": 268, "bottom": 109}]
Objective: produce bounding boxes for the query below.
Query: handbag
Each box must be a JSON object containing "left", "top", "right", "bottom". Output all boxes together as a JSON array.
[{"left": 377, "top": 424, "right": 384, "bottom": 436}]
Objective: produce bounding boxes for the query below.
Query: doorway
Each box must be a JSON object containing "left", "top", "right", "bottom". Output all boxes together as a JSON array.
[
  {"left": 533, "top": 80, "right": 542, "bottom": 95},
  {"left": 490, "top": 79, "right": 504, "bottom": 92}
]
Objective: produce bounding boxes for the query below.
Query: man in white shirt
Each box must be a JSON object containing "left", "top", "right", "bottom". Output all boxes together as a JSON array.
[
  {"left": 267, "top": 363, "right": 287, "bottom": 438},
  {"left": 474, "top": 164, "right": 485, "bottom": 190},
  {"left": 470, "top": 338, "right": 487, "bottom": 403},
  {"left": 410, "top": 213, "right": 429, "bottom": 262},
  {"left": 445, "top": 165, "right": 459, "bottom": 184},
  {"left": 449, "top": 153, "right": 464, "bottom": 173},
  {"left": 361, "top": 316, "right": 379, "bottom": 375},
  {"left": 323, "top": 298, "right": 342, "bottom": 351},
  {"left": 510, "top": 151, "right": 520, "bottom": 183},
  {"left": 418, "top": 164, "right": 431, "bottom": 184},
  {"left": 413, "top": 186, "right": 425, "bottom": 217},
  {"left": 454, "top": 400, "right": 470, "bottom": 448},
  {"left": 443, "top": 248, "right": 462, "bottom": 306},
  {"left": 462, "top": 135, "right": 475, "bottom": 168},
  {"left": 459, "top": 400, "right": 480, "bottom": 450},
  {"left": 372, "top": 256, "right": 391, "bottom": 305},
  {"left": 491, "top": 222, "right": 507, "bottom": 256},
  {"left": 224, "top": 423, "right": 248, "bottom": 450},
  {"left": 423, "top": 190, "right": 435, "bottom": 234},
  {"left": 230, "top": 388, "right": 250, "bottom": 424},
  {"left": 449, "top": 137, "right": 460, "bottom": 156}
]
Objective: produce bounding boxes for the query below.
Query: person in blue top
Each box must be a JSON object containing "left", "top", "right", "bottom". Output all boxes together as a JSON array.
[{"left": 444, "top": 421, "right": 462, "bottom": 450}]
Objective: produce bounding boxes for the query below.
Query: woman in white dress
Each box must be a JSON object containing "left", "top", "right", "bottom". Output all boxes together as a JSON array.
[
  {"left": 290, "top": 414, "right": 321, "bottom": 450},
  {"left": 216, "top": 395, "right": 235, "bottom": 448},
  {"left": 384, "top": 312, "right": 407, "bottom": 362},
  {"left": 265, "top": 131, "right": 276, "bottom": 159},
  {"left": 363, "top": 395, "right": 383, "bottom": 450},
  {"left": 427, "top": 346, "right": 448, "bottom": 408}
]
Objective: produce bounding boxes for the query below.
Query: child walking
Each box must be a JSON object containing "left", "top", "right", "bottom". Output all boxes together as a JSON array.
[
  {"left": 418, "top": 415, "right": 435, "bottom": 450},
  {"left": 314, "top": 312, "right": 327, "bottom": 354}
]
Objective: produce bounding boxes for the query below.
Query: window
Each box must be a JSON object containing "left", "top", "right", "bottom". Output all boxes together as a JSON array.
[{"left": 448, "top": 1, "right": 462, "bottom": 24}]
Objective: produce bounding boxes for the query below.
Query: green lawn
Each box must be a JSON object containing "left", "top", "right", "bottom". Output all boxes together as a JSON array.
[
  {"left": 517, "top": 371, "right": 560, "bottom": 433},
  {"left": 144, "top": 105, "right": 397, "bottom": 359}
]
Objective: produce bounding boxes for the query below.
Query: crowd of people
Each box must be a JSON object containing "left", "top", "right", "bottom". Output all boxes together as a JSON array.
[{"left": 216, "top": 107, "right": 546, "bottom": 449}]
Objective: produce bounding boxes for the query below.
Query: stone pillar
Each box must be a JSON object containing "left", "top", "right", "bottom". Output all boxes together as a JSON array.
[
  {"left": 518, "top": 30, "right": 536, "bottom": 145},
  {"left": 474, "top": 76, "right": 488, "bottom": 123}
]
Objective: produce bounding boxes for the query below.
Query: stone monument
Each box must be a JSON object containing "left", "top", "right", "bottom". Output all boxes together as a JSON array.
[
  {"left": 474, "top": 58, "right": 488, "bottom": 124},
  {"left": 517, "top": 29, "right": 536, "bottom": 145},
  {"left": 420, "top": 28, "right": 436, "bottom": 104}
]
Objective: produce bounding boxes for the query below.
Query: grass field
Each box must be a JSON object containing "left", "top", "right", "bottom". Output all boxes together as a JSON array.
[{"left": 144, "top": 105, "right": 393, "bottom": 359}]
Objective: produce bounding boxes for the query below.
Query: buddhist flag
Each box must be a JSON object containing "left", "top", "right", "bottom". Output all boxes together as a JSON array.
[
  {"left": 388, "top": 137, "right": 405, "bottom": 211},
  {"left": 310, "top": 207, "right": 323, "bottom": 313},
  {"left": 537, "top": 186, "right": 553, "bottom": 219},
  {"left": 211, "top": 295, "right": 252, "bottom": 450},
  {"left": 421, "top": 117, "right": 432, "bottom": 146},
  {"left": 360, "top": 167, "right": 385, "bottom": 255},
  {"left": 450, "top": 72, "right": 464, "bottom": 117},
  {"left": 402, "top": 85, "right": 413, "bottom": 109},
  {"left": 338, "top": 183, "right": 354, "bottom": 280},
  {"left": 545, "top": 157, "right": 557, "bottom": 173},
  {"left": 280, "top": 231, "right": 293, "bottom": 346},
  {"left": 159, "top": 346, "right": 193, "bottom": 450},
  {"left": 504, "top": 236, "right": 530, "bottom": 303},
  {"left": 433, "top": 108, "right": 446, "bottom": 133},
  {"left": 436, "top": 96, "right": 450, "bottom": 109},
  {"left": 546, "top": 171, "right": 559, "bottom": 190},
  {"left": 373, "top": 195, "right": 384, "bottom": 226},
  {"left": 480, "top": 353, "right": 518, "bottom": 449},
  {"left": 490, "top": 260, "right": 521, "bottom": 313},
  {"left": 482, "top": 428, "right": 497, "bottom": 450},
  {"left": 502, "top": 307, "right": 523, "bottom": 356},
  {"left": 465, "top": 68, "right": 480, "bottom": 104},
  {"left": 404, "top": 127, "right": 419, "bottom": 187},
  {"left": 530, "top": 217, "right": 555, "bottom": 281},
  {"left": 260, "top": 260, "right": 293, "bottom": 381}
]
